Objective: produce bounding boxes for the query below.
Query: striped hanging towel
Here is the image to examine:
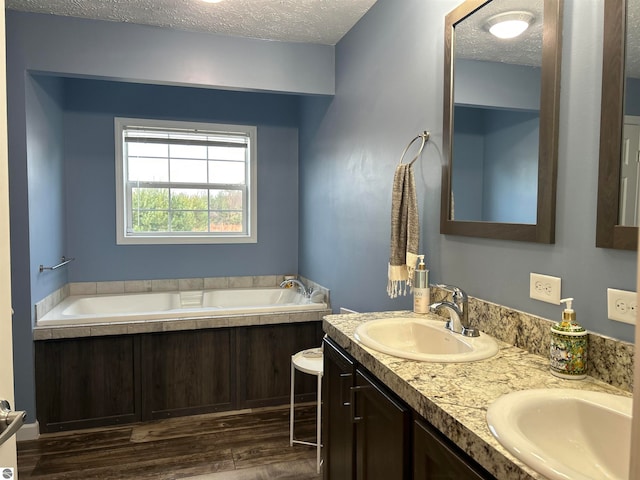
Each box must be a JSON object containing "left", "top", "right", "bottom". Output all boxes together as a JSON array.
[{"left": 387, "top": 163, "right": 419, "bottom": 298}]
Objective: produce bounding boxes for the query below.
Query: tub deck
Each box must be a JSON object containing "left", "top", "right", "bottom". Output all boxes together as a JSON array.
[{"left": 35, "top": 288, "right": 330, "bottom": 340}]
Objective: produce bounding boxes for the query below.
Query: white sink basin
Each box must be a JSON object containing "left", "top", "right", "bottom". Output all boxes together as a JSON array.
[
  {"left": 353, "top": 317, "right": 498, "bottom": 362},
  {"left": 487, "top": 389, "right": 632, "bottom": 480}
]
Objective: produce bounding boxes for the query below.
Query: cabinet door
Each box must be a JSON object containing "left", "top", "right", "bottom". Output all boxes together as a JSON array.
[
  {"left": 141, "top": 328, "right": 235, "bottom": 420},
  {"left": 236, "top": 322, "right": 323, "bottom": 409},
  {"left": 35, "top": 335, "right": 140, "bottom": 432},
  {"left": 354, "top": 368, "right": 410, "bottom": 480},
  {"left": 323, "top": 337, "right": 356, "bottom": 480},
  {"left": 414, "top": 419, "right": 494, "bottom": 480}
]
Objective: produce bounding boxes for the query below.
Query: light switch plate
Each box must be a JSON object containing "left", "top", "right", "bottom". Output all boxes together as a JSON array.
[{"left": 529, "top": 273, "right": 561, "bottom": 304}]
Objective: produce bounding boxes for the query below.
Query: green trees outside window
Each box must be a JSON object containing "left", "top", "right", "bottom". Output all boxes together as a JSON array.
[{"left": 131, "top": 188, "right": 243, "bottom": 233}]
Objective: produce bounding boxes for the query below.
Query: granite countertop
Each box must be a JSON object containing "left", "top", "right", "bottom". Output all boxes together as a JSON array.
[{"left": 323, "top": 310, "right": 632, "bottom": 480}]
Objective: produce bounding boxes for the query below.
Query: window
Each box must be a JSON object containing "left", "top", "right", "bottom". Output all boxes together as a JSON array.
[{"left": 115, "top": 118, "right": 257, "bottom": 244}]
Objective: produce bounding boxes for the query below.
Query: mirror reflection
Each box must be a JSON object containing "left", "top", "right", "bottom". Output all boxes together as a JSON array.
[
  {"left": 441, "top": 0, "right": 561, "bottom": 243},
  {"left": 621, "top": 0, "right": 640, "bottom": 226},
  {"left": 598, "top": 0, "right": 638, "bottom": 250},
  {"left": 451, "top": 0, "right": 543, "bottom": 224}
]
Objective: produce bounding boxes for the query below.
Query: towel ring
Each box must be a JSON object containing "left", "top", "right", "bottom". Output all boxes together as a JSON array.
[{"left": 399, "top": 131, "right": 430, "bottom": 165}]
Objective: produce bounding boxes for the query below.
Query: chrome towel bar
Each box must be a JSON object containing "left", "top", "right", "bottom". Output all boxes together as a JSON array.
[
  {"left": 399, "top": 131, "right": 430, "bottom": 166},
  {"left": 39, "top": 256, "right": 75, "bottom": 272}
]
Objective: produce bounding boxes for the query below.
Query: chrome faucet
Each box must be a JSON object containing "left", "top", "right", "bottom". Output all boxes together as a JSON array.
[
  {"left": 279, "top": 279, "right": 309, "bottom": 297},
  {"left": 429, "top": 284, "right": 479, "bottom": 337}
]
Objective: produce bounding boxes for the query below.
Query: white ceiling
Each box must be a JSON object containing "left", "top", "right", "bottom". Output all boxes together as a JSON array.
[
  {"left": 4, "top": 0, "right": 378, "bottom": 45},
  {"left": 455, "top": 0, "right": 640, "bottom": 79},
  {"left": 455, "top": 0, "right": 544, "bottom": 67}
]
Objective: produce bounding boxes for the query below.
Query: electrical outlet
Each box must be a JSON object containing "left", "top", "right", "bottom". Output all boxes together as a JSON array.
[
  {"left": 529, "top": 273, "right": 561, "bottom": 304},
  {"left": 607, "top": 288, "right": 637, "bottom": 325}
]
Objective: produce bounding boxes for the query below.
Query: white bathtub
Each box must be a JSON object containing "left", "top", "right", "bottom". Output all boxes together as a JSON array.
[{"left": 37, "top": 288, "right": 327, "bottom": 326}]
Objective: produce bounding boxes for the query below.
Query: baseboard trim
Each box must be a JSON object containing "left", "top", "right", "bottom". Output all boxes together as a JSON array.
[{"left": 16, "top": 421, "right": 39, "bottom": 441}]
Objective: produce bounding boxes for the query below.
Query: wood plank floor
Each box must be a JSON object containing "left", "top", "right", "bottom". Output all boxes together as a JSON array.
[{"left": 17, "top": 405, "right": 322, "bottom": 479}]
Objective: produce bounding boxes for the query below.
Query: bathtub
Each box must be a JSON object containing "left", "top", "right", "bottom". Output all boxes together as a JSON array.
[{"left": 37, "top": 288, "right": 327, "bottom": 326}]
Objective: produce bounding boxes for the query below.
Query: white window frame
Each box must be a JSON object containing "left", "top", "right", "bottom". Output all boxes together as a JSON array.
[{"left": 115, "top": 117, "right": 257, "bottom": 245}]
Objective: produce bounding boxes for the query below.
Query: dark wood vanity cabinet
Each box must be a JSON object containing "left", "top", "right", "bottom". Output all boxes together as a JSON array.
[
  {"left": 353, "top": 368, "right": 411, "bottom": 480},
  {"left": 414, "top": 419, "right": 494, "bottom": 479},
  {"left": 323, "top": 337, "right": 496, "bottom": 480},
  {"left": 323, "top": 337, "right": 410, "bottom": 480},
  {"left": 323, "top": 336, "right": 356, "bottom": 480}
]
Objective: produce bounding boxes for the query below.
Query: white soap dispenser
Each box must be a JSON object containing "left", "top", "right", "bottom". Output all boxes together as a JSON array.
[
  {"left": 550, "top": 298, "right": 587, "bottom": 380},
  {"left": 413, "top": 255, "right": 430, "bottom": 314}
]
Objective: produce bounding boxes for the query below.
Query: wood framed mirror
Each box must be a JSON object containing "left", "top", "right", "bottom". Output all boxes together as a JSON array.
[
  {"left": 440, "top": 0, "right": 563, "bottom": 243},
  {"left": 596, "top": 0, "right": 638, "bottom": 251}
]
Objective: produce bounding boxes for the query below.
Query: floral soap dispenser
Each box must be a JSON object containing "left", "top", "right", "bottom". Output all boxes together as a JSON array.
[{"left": 550, "top": 298, "right": 587, "bottom": 380}]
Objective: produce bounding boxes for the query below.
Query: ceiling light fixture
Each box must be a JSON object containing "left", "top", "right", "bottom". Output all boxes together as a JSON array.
[
  {"left": 201, "top": 0, "right": 224, "bottom": 3},
  {"left": 485, "top": 11, "right": 534, "bottom": 39}
]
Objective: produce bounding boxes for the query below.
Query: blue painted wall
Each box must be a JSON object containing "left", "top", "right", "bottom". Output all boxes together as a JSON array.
[
  {"left": 452, "top": 57, "right": 540, "bottom": 223},
  {"left": 482, "top": 109, "right": 539, "bottom": 223},
  {"left": 6, "top": 0, "right": 638, "bottom": 426},
  {"left": 452, "top": 106, "right": 485, "bottom": 221},
  {"left": 455, "top": 59, "right": 541, "bottom": 110},
  {"left": 453, "top": 107, "right": 538, "bottom": 223},
  {"left": 11, "top": 75, "right": 301, "bottom": 423},
  {"left": 299, "top": 0, "right": 447, "bottom": 315},
  {"left": 5, "top": 11, "right": 334, "bottom": 96},
  {"left": 626, "top": 77, "right": 640, "bottom": 115},
  {"left": 63, "top": 78, "right": 300, "bottom": 282},
  {"left": 13, "top": 75, "right": 67, "bottom": 424},
  {"left": 6, "top": 10, "right": 331, "bottom": 422},
  {"left": 298, "top": 0, "right": 637, "bottom": 345},
  {"left": 27, "top": 76, "right": 67, "bottom": 302}
]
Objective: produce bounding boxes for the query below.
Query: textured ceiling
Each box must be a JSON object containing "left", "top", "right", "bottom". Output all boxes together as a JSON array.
[
  {"left": 6, "top": 0, "right": 639, "bottom": 77},
  {"left": 455, "top": 0, "right": 544, "bottom": 67},
  {"left": 455, "top": 0, "right": 640, "bottom": 79},
  {"left": 5, "top": 0, "right": 378, "bottom": 45}
]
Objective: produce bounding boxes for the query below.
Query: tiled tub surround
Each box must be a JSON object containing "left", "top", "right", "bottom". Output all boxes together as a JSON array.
[
  {"left": 34, "top": 275, "right": 331, "bottom": 340},
  {"left": 323, "top": 311, "right": 633, "bottom": 480}
]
